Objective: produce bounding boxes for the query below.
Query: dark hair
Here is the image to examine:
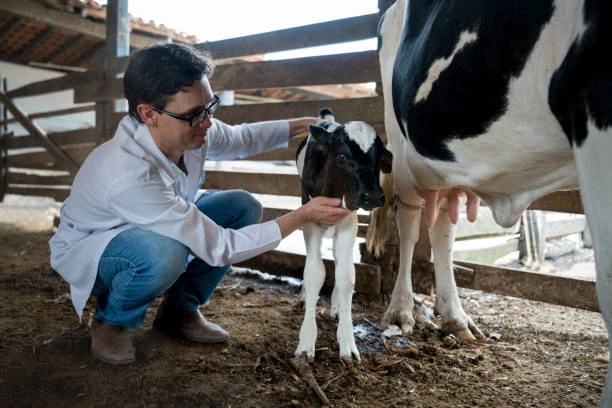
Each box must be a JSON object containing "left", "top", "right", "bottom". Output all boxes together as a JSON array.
[{"left": 123, "top": 42, "right": 215, "bottom": 123}]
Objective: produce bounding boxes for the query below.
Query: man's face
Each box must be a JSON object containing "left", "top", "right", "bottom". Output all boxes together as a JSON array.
[{"left": 146, "top": 76, "right": 216, "bottom": 161}]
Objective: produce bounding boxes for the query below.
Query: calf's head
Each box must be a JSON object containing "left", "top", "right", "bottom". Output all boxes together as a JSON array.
[{"left": 304, "top": 119, "right": 393, "bottom": 211}]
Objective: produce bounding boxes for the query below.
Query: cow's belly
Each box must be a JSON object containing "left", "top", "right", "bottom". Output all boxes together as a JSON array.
[{"left": 394, "top": 103, "right": 578, "bottom": 227}]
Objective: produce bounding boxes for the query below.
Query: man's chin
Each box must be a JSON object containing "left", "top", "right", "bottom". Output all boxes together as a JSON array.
[{"left": 192, "top": 135, "right": 207, "bottom": 146}]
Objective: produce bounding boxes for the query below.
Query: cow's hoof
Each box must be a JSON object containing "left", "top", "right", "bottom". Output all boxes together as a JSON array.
[
  {"left": 381, "top": 309, "right": 416, "bottom": 335},
  {"left": 442, "top": 317, "right": 485, "bottom": 341},
  {"left": 294, "top": 349, "right": 315, "bottom": 363},
  {"left": 340, "top": 354, "right": 361, "bottom": 365}
]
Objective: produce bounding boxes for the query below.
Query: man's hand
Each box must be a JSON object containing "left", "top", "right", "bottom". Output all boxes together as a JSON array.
[
  {"left": 276, "top": 196, "right": 351, "bottom": 238},
  {"left": 302, "top": 196, "right": 351, "bottom": 226},
  {"left": 288, "top": 117, "right": 319, "bottom": 139}
]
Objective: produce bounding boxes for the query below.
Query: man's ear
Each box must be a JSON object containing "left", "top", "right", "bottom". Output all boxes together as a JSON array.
[{"left": 136, "top": 104, "right": 158, "bottom": 127}]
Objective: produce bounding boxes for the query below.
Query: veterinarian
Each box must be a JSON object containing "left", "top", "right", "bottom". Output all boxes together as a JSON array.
[{"left": 49, "top": 42, "right": 350, "bottom": 365}]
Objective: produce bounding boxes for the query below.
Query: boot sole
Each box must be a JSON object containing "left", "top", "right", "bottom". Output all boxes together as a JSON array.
[
  {"left": 91, "top": 349, "right": 136, "bottom": 365},
  {"left": 181, "top": 330, "right": 230, "bottom": 344}
]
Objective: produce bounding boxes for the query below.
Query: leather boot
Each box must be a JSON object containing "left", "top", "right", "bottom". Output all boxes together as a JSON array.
[
  {"left": 180, "top": 309, "right": 230, "bottom": 344},
  {"left": 90, "top": 318, "right": 136, "bottom": 365},
  {"left": 154, "top": 299, "right": 230, "bottom": 344}
]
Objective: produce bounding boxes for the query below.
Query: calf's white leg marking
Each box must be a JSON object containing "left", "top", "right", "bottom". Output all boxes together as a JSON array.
[
  {"left": 296, "top": 222, "right": 326, "bottom": 360},
  {"left": 332, "top": 212, "right": 360, "bottom": 361}
]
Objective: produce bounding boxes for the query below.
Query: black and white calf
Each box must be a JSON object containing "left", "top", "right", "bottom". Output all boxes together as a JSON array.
[
  {"left": 295, "top": 109, "right": 392, "bottom": 362},
  {"left": 371, "top": 0, "right": 612, "bottom": 405}
]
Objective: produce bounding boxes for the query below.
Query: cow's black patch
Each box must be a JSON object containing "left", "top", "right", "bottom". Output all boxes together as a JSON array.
[
  {"left": 549, "top": 0, "right": 612, "bottom": 148},
  {"left": 391, "top": 0, "right": 554, "bottom": 161}
]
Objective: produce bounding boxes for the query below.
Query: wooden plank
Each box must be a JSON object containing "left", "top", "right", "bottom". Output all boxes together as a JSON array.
[
  {"left": 1, "top": 105, "right": 94, "bottom": 126},
  {"left": 213, "top": 51, "right": 380, "bottom": 92},
  {"left": 0, "top": 91, "right": 79, "bottom": 173},
  {"left": 87, "top": 21, "right": 378, "bottom": 82},
  {"left": 410, "top": 260, "right": 598, "bottom": 312},
  {"left": 7, "top": 171, "right": 73, "bottom": 186},
  {"left": 528, "top": 190, "right": 583, "bottom": 214},
  {"left": 205, "top": 170, "right": 301, "bottom": 196},
  {"left": 545, "top": 217, "right": 586, "bottom": 240},
  {"left": 108, "top": 96, "right": 385, "bottom": 147},
  {"left": 0, "top": 0, "right": 168, "bottom": 49},
  {"left": 6, "top": 128, "right": 96, "bottom": 150},
  {"left": 214, "top": 96, "right": 384, "bottom": 127},
  {"left": 74, "top": 51, "right": 381, "bottom": 103},
  {"left": 0, "top": 131, "right": 7, "bottom": 202},
  {"left": 235, "top": 249, "right": 382, "bottom": 296},
  {"left": 202, "top": 14, "right": 380, "bottom": 60},
  {"left": 8, "top": 144, "right": 93, "bottom": 170},
  {"left": 6, "top": 185, "right": 69, "bottom": 201}
]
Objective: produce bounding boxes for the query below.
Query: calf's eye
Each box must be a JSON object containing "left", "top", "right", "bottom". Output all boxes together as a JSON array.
[{"left": 336, "top": 153, "right": 346, "bottom": 163}]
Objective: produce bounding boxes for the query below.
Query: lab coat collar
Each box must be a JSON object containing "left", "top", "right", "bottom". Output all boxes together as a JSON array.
[{"left": 132, "top": 122, "right": 184, "bottom": 182}]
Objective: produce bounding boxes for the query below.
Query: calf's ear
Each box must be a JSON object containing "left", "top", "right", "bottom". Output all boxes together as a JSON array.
[
  {"left": 309, "top": 124, "right": 334, "bottom": 147},
  {"left": 380, "top": 149, "right": 393, "bottom": 174}
]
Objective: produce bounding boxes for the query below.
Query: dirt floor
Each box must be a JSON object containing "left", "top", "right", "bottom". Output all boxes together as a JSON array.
[{"left": 0, "top": 195, "right": 609, "bottom": 408}]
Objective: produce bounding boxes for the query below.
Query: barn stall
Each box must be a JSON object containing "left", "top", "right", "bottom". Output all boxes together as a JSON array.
[{"left": 0, "top": 1, "right": 606, "bottom": 407}]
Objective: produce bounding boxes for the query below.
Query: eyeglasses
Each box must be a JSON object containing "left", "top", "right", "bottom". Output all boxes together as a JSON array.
[{"left": 141, "top": 94, "right": 220, "bottom": 127}]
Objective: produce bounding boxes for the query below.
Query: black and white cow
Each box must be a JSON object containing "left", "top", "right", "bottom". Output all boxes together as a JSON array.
[
  {"left": 295, "top": 108, "right": 392, "bottom": 362},
  {"left": 369, "top": 0, "right": 612, "bottom": 404}
]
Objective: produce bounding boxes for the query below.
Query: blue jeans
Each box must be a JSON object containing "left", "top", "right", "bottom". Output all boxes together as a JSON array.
[{"left": 92, "top": 189, "right": 263, "bottom": 328}]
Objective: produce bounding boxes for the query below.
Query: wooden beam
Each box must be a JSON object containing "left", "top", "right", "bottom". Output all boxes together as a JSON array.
[
  {"left": 46, "top": 33, "right": 86, "bottom": 64},
  {"left": 236, "top": 250, "right": 382, "bottom": 297},
  {"left": 74, "top": 51, "right": 381, "bottom": 103},
  {"left": 8, "top": 171, "right": 73, "bottom": 186},
  {"left": 201, "top": 14, "right": 380, "bottom": 60},
  {"left": 0, "top": 91, "right": 79, "bottom": 173},
  {"left": 13, "top": 26, "right": 54, "bottom": 61},
  {"left": 7, "top": 71, "right": 92, "bottom": 98},
  {"left": 0, "top": 0, "right": 165, "bottom": 49},
  {"left": 214, "top": 96, "right": 384, "bottom": 123},
  {"left": 8, "top": 143, "right": 92, "bottom": 170},
  {"left": 1, "top": 105, "right": 94, "bottom": 127},
  {"left": 213, "top": 51, "right": 381, "bottom": 92},
  {"left": 205, "top": 170, "right": 301, "bottom": 196},
  {"left": 70, "top": 43, "right": 103, "bottom": 67},
  {"left": 410, "top": 260, "right": 598, "bottom": 312},
  {"left": 0, "top": 15, "right": 21, "bottom": 39},
  {"left": 92, "top": 0, "right": 129, "bottom": 145},
  {"left": 6, "top": 185, "right": 69, "bottom": 201},
  {"left": 528, "top": 190, "right": 583, "bottom": 214},
  {"left": 5, "top": 127, "right": 95, "bottom": 150}
]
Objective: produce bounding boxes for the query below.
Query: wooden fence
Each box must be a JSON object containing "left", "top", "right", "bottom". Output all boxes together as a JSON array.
[{"left": 0, "top": 2, "right": 597, "bottom": 313}]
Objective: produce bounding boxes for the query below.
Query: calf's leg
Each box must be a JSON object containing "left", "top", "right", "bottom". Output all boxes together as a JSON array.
[
  {"left": 295, "top": 223, "right": 326, "bottom": 361},
  {"left": 331, "top": 212, "right": 360, "bottom": 362}
]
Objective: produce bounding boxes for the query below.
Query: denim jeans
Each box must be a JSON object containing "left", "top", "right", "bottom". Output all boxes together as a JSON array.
[{"left": 92, "top": 189, "right": 263, "bottom": 328}]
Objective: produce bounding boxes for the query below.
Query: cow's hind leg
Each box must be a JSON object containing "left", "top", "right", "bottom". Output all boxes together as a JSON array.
[
  {"left": 430, "top": 201, "right": 484, "bottom": 341},
  {"left": 295, "top": 223, "right": 326, "bottom": 361},
  {"left": 331, "top": 212, "right": 360, "bottom": 362}
]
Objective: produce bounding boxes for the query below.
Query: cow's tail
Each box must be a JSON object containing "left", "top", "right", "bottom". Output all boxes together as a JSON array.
[{"left": 365, "top": 171, "right": 396, "bottom": 257}]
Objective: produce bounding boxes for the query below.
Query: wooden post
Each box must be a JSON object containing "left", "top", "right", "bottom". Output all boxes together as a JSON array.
[
  {"left": 95, "top": 0, "right": 130, "bottom": 145},
  {"left": 0, "top": 77, "right": 7, "bottom": 202},
  {"left": 518, "top": 210, "right": 545, "bottom": 268}
]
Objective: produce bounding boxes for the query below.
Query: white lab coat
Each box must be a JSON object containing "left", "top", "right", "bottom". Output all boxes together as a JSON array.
[{"left": 50, "top": 115, "right": 289, "bottom": 319}]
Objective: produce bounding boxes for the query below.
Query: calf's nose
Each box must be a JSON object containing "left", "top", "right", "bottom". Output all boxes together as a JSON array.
[{"left": 360, "top": 192, "right": 385, "bottom": 209}]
